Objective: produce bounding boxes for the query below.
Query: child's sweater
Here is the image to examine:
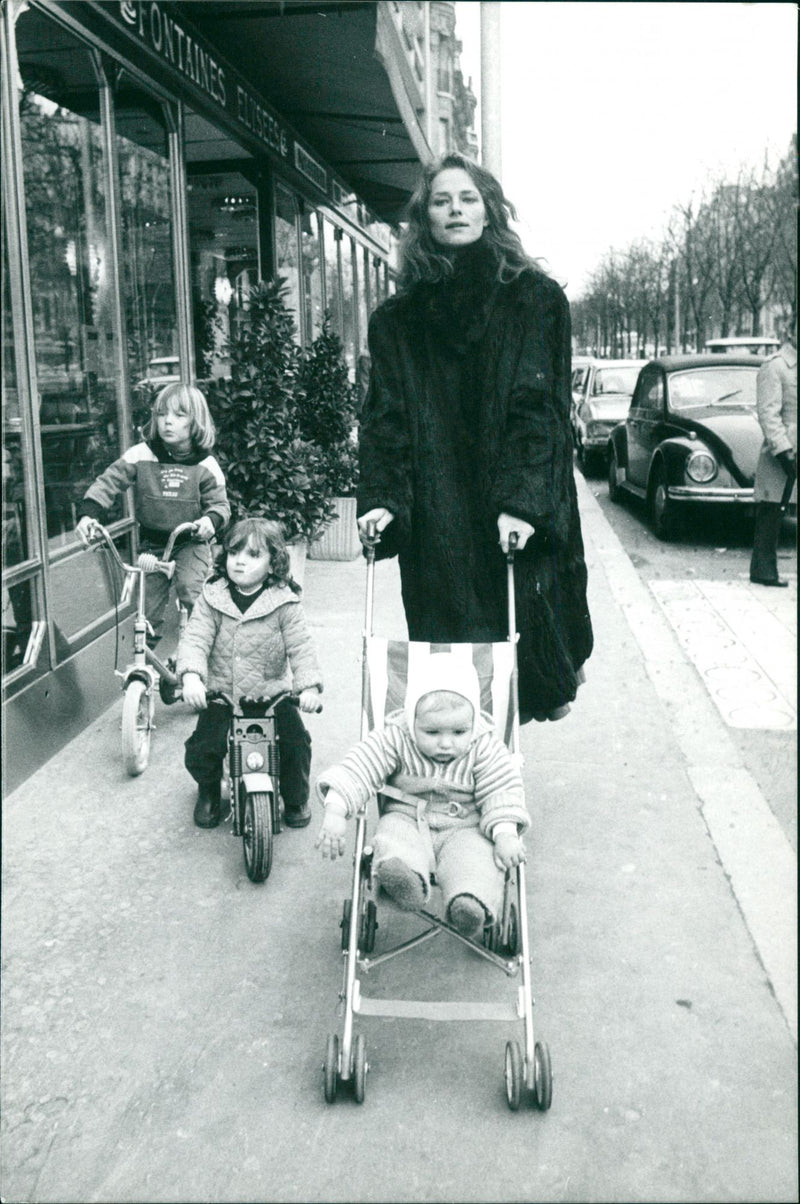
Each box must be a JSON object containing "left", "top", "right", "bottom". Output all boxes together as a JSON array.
[
  {"left": 78, "top": 436, "right": 229, "bottom": 548},
  {"left": 176, "top": 577, "right": 323, "bottom": 703},
  {"left": 316, "top": 713, "right": 529, "bottom": 839}
]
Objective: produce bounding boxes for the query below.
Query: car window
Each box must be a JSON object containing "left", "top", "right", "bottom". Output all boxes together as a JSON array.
[
  {"left": 593, "top": 366, "right": 641, "bottom": 395},
  {"left": 667, "top": 367, "right": 758, "bottom": 411}
]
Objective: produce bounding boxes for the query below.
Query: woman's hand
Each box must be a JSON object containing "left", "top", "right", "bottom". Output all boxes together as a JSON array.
[
  {"left": 297, "top": 688, "right": 322, "bottom": 714},
  {"left": 181, "top": 673, "right": 207, "bottom": 710},
  {"left": 493, "top": 830, "right": 526, "bottom": 870},
  {"left": 357, "top": 508, "right": 394, "bottom": 545},
  {"left": 315, "top": 793, "right": 348, "bottom": 860},
  {"left": 497, "top": 513, "right": 535, "bottom": 553},
  {"left": 193, "top": 516, "right": 215, "bottom": 541}
]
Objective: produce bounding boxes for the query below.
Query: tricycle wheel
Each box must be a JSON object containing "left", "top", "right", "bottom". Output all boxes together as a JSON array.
[
  {"left": 243, "top": 790, "right": 273, "bottom": 882},
  {"left": 352, "top": 1033, "right": 368, "bottom": 1103},
  {"left": 323, "top": 1033, "right": 339, "bottom": 1103},
  {"left": 121, "top": 679, "right": 153, "bottom": 776},
  {"left": 533, "top": 1041, "right": 553, "bottom": 1111},
  {"left": 504, "top": 1040, "right": 523, "bottom": 1111}
]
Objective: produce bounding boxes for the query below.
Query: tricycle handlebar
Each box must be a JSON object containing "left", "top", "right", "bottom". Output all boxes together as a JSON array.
[{"left": 89, "top": 520, "right": 201, "bottom": 575}]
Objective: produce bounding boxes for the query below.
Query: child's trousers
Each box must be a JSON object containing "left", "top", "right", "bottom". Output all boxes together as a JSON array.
[
  {"left": 184, "top": 698, "right": 311, "bottom": 811},
  {"left": 144, "top": 538, "right": 212, "bottom": 644},
  {"left": 371, "top": 811, "right": 504, "bottom": 921}
]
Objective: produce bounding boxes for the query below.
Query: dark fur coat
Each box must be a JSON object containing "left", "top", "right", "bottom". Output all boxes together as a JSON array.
[{"left": 357, "top": 241, "right": 593, "bottom": 720}]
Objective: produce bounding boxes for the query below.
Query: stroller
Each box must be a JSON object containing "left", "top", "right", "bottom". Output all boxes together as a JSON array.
[{"left": 322, "top": 529, "right": 552, "bottom": 1112}]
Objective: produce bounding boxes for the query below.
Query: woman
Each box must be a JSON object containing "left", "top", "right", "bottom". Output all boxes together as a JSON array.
[{"left": 357, "top": 153, "right": 592, "bottom": 721}]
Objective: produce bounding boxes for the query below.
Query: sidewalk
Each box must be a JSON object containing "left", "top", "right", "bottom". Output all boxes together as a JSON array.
[{"left": 1, "top": 474, "right": 796, "bottom": 1204}]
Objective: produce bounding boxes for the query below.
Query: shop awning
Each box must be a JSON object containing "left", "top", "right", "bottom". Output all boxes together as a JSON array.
[{"left": 179, "top": 1, "right": 432, "bottom": 223}]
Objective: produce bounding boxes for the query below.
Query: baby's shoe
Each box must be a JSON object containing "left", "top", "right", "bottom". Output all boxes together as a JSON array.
[
  {"left": 448, "top": 894, "right": 488, "bottom": 939},
  {"left": 376, "top": 857, "right": 426, "bottom": 911}
]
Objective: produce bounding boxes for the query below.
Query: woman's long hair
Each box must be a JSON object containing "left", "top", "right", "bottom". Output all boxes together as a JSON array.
[{"left": 398, "top": 153, "right": 538, "bottom": 290}]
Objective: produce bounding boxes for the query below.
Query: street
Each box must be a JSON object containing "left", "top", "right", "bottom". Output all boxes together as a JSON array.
[{"left": 1, "top": 471, "right": 796, "bottom": 1204}]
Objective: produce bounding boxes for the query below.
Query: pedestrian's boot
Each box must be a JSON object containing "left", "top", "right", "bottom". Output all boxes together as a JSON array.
[{"left": 194, "top": 779, "right": 221, "bottom": 829}]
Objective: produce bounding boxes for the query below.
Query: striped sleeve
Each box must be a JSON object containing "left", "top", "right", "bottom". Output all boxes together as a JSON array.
[
  {"left": 315, "top": 726, "right": 403, "bottom": 817},
  {"left": 472, "top": 732, "right": 530, "bottom": 837},
  {"left": 78, "top": 443, "right": 146, "bottom": 520}
]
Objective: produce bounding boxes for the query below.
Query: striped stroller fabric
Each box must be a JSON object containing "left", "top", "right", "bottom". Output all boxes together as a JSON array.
[{"left": 363, "top": 640, "right": 516, "bottom": 747}]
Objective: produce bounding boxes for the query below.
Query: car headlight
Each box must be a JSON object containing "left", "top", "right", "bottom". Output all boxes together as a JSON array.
[
  {"left": 245, "top": 751, "right": 265, "bottom": 770},
  {"left": 686, "top": 451, "right": 717, "bottom": 483}
]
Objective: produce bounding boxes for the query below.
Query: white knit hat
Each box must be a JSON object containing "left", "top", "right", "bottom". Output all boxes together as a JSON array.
[{"left": 404, "top": 652, "right": 481, "bottom": 735}]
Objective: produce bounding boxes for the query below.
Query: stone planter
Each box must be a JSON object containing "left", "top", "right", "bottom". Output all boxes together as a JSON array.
[
  {"left": 308, "top": 496, "right": 361, "bottom": 561},
  {"left": 287, "top": 540, "right": 308, "bottom": 587}
]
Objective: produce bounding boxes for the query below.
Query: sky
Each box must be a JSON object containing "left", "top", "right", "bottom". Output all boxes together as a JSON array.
[{"left": 454, "top": 2, "right": 797, "bottom": 298}]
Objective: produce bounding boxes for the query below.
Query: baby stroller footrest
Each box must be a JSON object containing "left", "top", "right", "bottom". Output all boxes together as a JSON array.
[{"left": 354, "top": 996, "right": 519, "bottom": 1022}]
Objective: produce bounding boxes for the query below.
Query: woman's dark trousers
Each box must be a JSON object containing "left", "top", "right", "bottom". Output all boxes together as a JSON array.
[{"left": 184, "top": 698, "right": 311, "bottom": 813}]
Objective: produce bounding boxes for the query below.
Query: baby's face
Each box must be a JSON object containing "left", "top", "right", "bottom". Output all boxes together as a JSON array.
[{"left": 413, "top": 698, "right": 474, "bottom": 763}]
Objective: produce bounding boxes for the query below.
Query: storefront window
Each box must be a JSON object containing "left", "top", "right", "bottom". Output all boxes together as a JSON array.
[
  {"left": 115, "top": 74, "right": 179, "bottom": 433},
  {"left": 16, "top": 11, "right": 122, "bottom": 548},
  {"left": 300, "top": 207, "right": 323, "bottom": 343},
  {"left": 322, "top": 217, "right": 343, "bottom": 341},
  {"left": 356, "top": 243, "right": 369, "bottom": 355},
  {"left": 3, "top": 226, "right": 35, "bottom": 673},
  {"left": 274, "top": 183, "right": 301, "bottom": 340},
  {"left": 340, "top": 234, "right": 357, "bottom": 379},
  {"left": 186, "top": 157, "right": 259, "bottom": 380}
]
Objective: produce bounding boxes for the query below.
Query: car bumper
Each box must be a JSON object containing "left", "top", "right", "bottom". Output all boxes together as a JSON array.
[{"left": 668, "top": 486, "right": 754, "bottom": 504}]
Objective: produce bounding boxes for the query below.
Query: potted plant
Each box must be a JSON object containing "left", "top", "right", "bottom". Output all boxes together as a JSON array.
[
  {"left": 297, "top": 315, "right": 361, "bottom": 561},
  {"left": 205, "top": 279, "right": 334, "bottom": 583}
]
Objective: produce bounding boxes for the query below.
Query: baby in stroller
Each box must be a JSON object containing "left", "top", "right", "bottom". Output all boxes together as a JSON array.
[{"left": 316, "top": 653, "right": 529, "bottom": 939}]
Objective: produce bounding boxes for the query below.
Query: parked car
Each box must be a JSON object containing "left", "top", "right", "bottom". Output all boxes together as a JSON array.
[
  {"left": 570, "top": 355, "right": 594, "bottom": 413},
  {"left": 136, "top": 356, "right": 181, "bottom": 392},
  {"left": 705, "top": 337, "right": 779, "bottom": 356},
  {"left": 572, "top": 358, "right": 646, "bottom": 475},
  {"left": 607, "top": 355, "right": 764, "bottom": 539}
]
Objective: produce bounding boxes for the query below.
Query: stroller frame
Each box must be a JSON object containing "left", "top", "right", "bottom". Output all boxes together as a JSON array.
[{"left": 322, "top": 531, "right": 552, "bottom": 1111}]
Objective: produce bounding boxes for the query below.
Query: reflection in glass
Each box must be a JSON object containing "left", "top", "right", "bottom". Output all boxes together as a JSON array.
[
  {"left": 187, "top": 164, "right": 259, "bottom": 380},
  {"left": 340, "top": 235, "right": 356, "bottom": 379},
  {"left": 16, "top": 10, "right": 123, "bottom": 546},
  {"left": 322, "top": 217, "right": 343, "bottom": 342},
  {"left": 275, "top": 183, "right": 301, "bottom": 339},
  {"left": 300, "top": 208, "right": 323, "bottom": 342},
  {"left": 116, "top": 74, "right": 179, "bottom": 435},
  {"left": 356, "top": 245, "right": 369, "bottom": 355}
]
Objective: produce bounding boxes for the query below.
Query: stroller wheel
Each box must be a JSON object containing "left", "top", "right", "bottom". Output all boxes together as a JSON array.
[
  {"left": 361, "top": 900, "right": 378, "bottom": 954},
  {"left": 504, "top": 1040, "right": 523, "bottom": 1111},
  {"left": 501, "top": 902, "right": 520, "bottom": 957},
  {"left": 340, "top": 899, "right": 352, "bottom": 951},
  {"left": 352, "top": 1033, "right": 368, "bottom": 1104},
  {"left": 533, "top": 1041, "right": 553, "bottom": 1111},
  {"left": 323, "top": 1033, "right": 339, "bottom": 1103}
]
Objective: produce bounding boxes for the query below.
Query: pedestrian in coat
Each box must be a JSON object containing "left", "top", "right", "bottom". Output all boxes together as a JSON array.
[
  {"left": 749, "top": 334, "right": 797, "bottom": 587},
  {"left": 177, "top": 518, "right": 323, "bottom": 829},
  {"left": 356, "top": 153, "right": 593, "bottom": 721}
]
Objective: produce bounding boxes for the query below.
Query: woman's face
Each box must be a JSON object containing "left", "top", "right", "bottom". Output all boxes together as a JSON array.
[{"left": 426, "top": 167, "right": 487, "bottom": 249}]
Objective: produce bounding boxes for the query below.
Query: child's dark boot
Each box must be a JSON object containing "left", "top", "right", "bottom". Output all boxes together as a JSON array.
[{"left": 194, "top": 779, "right": 221, "bottom": 828}]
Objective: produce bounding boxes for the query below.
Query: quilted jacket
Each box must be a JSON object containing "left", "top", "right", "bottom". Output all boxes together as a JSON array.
[{"left": 175, "top": 577, "right": 323, "bottom": 702}]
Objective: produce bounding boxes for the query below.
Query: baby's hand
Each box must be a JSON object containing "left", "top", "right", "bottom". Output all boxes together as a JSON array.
[
  {"left": 182, "top": 673, "right": 207, "bottom": 710},
  {"left": 316, "top": 810, "right": 347, "bottom": 860},
  {"left": 297, "top": 688, "right": 322, "bottom": 714},
  {"left": 493, "top": 830, "right": 526, "bottom": 870}
]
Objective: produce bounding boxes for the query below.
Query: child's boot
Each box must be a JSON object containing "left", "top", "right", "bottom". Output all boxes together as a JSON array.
[
  {"left": 448, "top": 893, "right": 488, "bottom": 939},
  {"left": 194, "top": 779, "right": 221, "bottom": 828},
  {"left": 376, "top": 857, "right": 427, "bottom": 911}
]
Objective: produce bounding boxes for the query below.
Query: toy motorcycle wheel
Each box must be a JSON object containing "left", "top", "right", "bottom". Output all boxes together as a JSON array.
[
  {"left": 323, "top": 1033, "right": 339, "bottom": 1103},
  {"left": 242, "top": 790, "right": 273, "bottom": 883},
  {"left": 533, "top": 1041, "right": 553, "bottom": 1111},
  {"left": 352, "top": 1033, "right": 368, "bottom": 1103},
  {"left": 121, "top": 679, "right": 153, "bottom": 776},
  {"left": 504, "top": 1040, "right": 523, "bottom": 1111}
]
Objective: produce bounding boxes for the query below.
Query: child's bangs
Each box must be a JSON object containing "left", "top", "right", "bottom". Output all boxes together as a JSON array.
[
  {"left": 225, "top": 526, "right": 270, "bottom": 556},
  {"left": 156, "top": 395, "right": 190, "bottom": 417}
]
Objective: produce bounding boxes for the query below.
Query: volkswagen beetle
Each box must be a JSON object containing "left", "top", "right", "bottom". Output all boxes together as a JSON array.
[{"left": 606, "top": 355, "right": 764, "bottom": 539}]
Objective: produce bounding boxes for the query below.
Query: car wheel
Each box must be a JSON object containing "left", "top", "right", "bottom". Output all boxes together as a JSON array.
[
  {"left": 607, "top": 445, "right": 623, "bottom": 503},
  {"left": 649, "top": 462, "right": 676, "bottom": 540}
]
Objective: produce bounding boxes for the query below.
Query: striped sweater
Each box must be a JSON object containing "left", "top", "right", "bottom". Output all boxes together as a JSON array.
[
  {"left": 316, "top": 712, "right": 529, "bottom": 839},
  {"left": 79, "top": 437, "right": 229, "bottom": 547}
]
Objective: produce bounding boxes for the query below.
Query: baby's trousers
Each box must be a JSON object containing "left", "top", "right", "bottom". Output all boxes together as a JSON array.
[
  {"left": 184, "top": 698, "right": 311, "bottom": 810},
  {"left": 371, "top": 811, "right": 504, "bottom": 921},
  {"left": 143, "top": 539, "right": 212, "bottom": 644}
]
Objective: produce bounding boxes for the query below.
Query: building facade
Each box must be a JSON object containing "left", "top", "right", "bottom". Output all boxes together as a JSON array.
[{"left": 1, "top": 0, "right": 476, "bottom": 790}]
